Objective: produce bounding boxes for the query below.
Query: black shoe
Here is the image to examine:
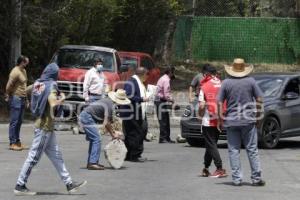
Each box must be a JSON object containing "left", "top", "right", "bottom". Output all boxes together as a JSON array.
[
  {"left": 14, "top": 184, "right": 36, "bottom": 196},
  {"left": 129, "top": 157, "right": 148, "bottom": 162},
  {"left": 252, "top": 180, "right": 266, "bottom": 187},
  {"left": 159, "top": 139, "right": 168, "bottom": 143},
  {"left": 167, "top": 140, "right": 176, "bottom": 144},
  {"left": 66, "top": 181, "right": 87, "bottom": 193}
]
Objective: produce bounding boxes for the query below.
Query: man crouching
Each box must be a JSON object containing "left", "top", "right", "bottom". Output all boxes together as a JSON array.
[{"left": 79, "top": 89, "right": 130, "bottom": 170}]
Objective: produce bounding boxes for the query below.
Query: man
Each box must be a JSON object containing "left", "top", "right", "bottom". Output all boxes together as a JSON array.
[
  {"left": 189, "top": 64, "right": 209, "bottom": 104},
  {"left": 155, "top": 66, "right": 175, "bottom": 144},
  {"left": 217, "top": 58, "right": 265, "bottom": 186},
  {"left": 6, "top": 55, "right": 30, "bottom": 151},
  {"left": 198, "top": 65, "right": 227, "bottom": 178},
  {"left": 83, "top": 58, "right": 107, "bottom": 103},
  {"left": 122, "top": 66, "right": 149, "bottom": 162},
  {"left": 79, "top": 89, "right": 130, "bottom": 170},
  {"left": 14, "top": 63, "right": 86, "bottom": 196}
]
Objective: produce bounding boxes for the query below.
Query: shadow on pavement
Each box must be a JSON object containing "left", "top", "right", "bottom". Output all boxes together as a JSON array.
[
  {"left": 216, "top": 182, "right": 253, "bottom": 187},
  {"left": 36, "top": 192, "right": 86, "bottom": 196}
]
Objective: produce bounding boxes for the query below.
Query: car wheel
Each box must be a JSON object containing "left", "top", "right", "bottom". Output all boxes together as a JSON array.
[
  {"left": 186, "top": 138, "right": 205, "bottom": 147},
  {"left": 260, "top": 117, "right": 281, "bottom": 149}
]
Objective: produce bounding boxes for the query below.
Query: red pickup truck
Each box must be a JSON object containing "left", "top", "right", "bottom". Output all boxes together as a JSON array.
[
  {"left": 118, "top": 51, "right": 160, "bottom": 86},
  {"left": 50, "top": 45, "right": 160, "bottom": 131}
]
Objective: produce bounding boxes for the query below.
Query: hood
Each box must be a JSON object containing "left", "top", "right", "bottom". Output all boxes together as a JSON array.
[
  {"left": 58, "top": 67, "right": 120, "bottom": 85},
  {"left": 40, "top": 63, "right": 59, "bottom": 82}
]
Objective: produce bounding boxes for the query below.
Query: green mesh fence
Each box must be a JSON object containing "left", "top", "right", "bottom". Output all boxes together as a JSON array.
[{"left": 172, "top": 16, "right": 300, "bottom": 64}]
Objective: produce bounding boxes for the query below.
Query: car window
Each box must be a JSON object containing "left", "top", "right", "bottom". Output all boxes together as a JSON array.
[
  {"left": 141, "top": 57, "right": 154, "bottom": 70},
  {"left": 284, "top": 78, "right": 300, "bottom": 95},
  {"left": 255, "top": 77, "right": 284, "bottom": 97},
  {"left": 120, "top": 56, "right": 138, "bottom": 69}
]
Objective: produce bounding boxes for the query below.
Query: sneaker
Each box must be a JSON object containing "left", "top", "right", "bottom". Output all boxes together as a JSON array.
[
  {"left": 210, "top": 169, "right": 228, "bottom": 178},
  {"left": 9, "top": 144, "right": 22, "bottom": 151},
  {"left": 66, "top": 181, "right": 87, "bottom": 193},
  {"left": 201, "top": 168, "right": 211, "bottom": 177},
  {"left": 252, "top": 180, "right": 266, "bottom": 187},
  {"left": 14, "top": 184, "right": 36, "bottom": 196}
]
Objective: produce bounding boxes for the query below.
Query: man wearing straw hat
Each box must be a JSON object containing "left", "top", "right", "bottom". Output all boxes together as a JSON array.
[
  {"left": 79, "top": 89, "right": 131, "bottom": 170},
  {"left": 217, "top": 58, "right": 265, "bottom": 187}
]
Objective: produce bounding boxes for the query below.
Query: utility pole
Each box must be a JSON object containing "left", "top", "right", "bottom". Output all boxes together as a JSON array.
[{"left": 9, "top": 0, "right": 22, "bottom": 69}]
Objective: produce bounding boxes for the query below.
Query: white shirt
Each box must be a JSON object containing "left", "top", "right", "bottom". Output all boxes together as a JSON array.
[
  {"left": 198, "top": 90, "right": 210, "bottom": 127},
  {"left": 132, "top": 75, "right": 147, "bottom": 120},
  {"left": 83, "top": 67, "right": 106, "bottom": 100}
]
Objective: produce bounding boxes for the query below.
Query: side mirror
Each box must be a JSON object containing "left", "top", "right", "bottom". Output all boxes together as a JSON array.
[{"left": 284, "top": 92, "right": 299, "bottom": 100}]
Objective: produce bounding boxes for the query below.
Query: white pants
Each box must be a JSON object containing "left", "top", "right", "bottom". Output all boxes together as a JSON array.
[{"left": 17, "top": 128, "right": 72, "bottom": 186}]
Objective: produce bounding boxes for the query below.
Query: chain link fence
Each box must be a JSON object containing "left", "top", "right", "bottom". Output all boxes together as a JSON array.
[{"left": 172, "top": 0, "right": 300, "bottom": 64}]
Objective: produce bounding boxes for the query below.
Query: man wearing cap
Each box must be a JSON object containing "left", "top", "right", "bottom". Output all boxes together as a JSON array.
[
  {"left": 79, "top": 89, "right": 130, "bottom": 170},
  {"left": 83, "top": 58, "right": 107, "bottom": 103},
  {"left": 217, "top": 58, "right": 265, "bottom": 186}
]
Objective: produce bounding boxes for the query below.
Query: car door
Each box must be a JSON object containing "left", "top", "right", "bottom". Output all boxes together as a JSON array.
[{"left": 281, "top": 77, "right": 300, "bottom": 135}]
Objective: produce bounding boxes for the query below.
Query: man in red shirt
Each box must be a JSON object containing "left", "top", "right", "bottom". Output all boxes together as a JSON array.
[{"left": 198, "top": 66, "right": 227, "bottom": 178}]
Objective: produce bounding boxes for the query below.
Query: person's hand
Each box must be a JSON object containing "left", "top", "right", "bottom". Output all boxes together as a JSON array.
[
  {"left": 143, "top": 97, "right": 149, "bottom": 102},
  {"left": 112, "top": 131, "right": 122, "bottom": 140},
  {"left": 26, "top": 100, "right": 30, "bottom": 109},
  {"left": 60, "top": 93, "right": 66, "bottom": 101},
  {"left": 189, "top": 96, "right": 194, "bottom": 104},
  {"left": 217, "top": 120, "right": 223, "bottom": 133},
  {"left": 4, "top": 94, "right": 9, "bottom": 102}
]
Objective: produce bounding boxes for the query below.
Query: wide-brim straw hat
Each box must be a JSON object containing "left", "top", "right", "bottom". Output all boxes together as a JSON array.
[
  {"left": 224, "top": 58, "right": 253, "bottom": 78},
  {"left": 108, "top": 89, "right": 131, "bottom": 105}
]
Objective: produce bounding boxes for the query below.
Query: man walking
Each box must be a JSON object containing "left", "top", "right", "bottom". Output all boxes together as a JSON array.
[
  {"left": 6, "top": 55, "right": 30, "bottom": 151},
  {"left": 79, "top": 89, "right": 130, "bottom": 170},
  {"left": 83, "top": 58, "right": 107, "bottom": 103},
  {"left": 198, "top": 66, "right": 227, "bottom": 178},
  {"left": 122, "top": 67, "right": 149, "bottom": 162},
  {"left": 217, "top": 58, "right": 265, "bottom": 186},
  {"left": 14, "top": 63, "right": 86, "bottom": 196},
  {"left": 155, "top": 67, "right": 175, "bottom": 144}
]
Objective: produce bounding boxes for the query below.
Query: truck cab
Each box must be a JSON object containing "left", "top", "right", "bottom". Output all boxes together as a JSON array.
[{"left": 51, "top": 45, "right": 121, "bottom": 120}]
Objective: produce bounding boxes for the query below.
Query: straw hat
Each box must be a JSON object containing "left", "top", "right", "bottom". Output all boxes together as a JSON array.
[
  {"left": 224, "top": 58, "right": 253, "bottom": 78},
  {"left": 108, "top": 89, "right": 131, "bottom": 105}
]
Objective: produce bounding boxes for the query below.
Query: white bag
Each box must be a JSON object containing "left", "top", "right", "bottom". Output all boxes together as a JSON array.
[{"left": 104, "top": 139, "right": 127, "bottom": 169}]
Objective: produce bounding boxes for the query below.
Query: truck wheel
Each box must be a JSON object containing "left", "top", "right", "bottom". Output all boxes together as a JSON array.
[{"left": 186, "top": 138, "right": 205, "bottom": 147}]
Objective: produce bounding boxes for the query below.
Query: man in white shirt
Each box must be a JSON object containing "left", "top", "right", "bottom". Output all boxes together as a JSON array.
[{"left": 83, "top": 58, "right": 107, "bottom": 103}]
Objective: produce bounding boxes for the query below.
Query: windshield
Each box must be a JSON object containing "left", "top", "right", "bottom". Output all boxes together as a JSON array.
[
  {"left": 120, "top": 56, "right": 138, "bottom": 68},
  {"left": 255, "top": 77, "right": 284, "bottom": 97},
  {"left": 54, "top": 49, "right": 115, "bottom": 71}
]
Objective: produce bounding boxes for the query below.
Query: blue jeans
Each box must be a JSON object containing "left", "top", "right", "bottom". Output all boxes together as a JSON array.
[
  {"left": 89, "top": 95, "right": 103, "bottom": 103},
  {"left": 9, "top": 95, "right": 25, "bottom": 145},
  {"left": 226, "top": 124, "right": 262, "bottom": 184},
  {"left": 17, "top": 128, "right": 72, "bottom": 186},
  {"left": 79, "top": 111, "right": 101, "bottom": 164}
]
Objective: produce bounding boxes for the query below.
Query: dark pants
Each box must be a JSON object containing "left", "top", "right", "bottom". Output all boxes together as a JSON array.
[
  {"left": 9, "top": 95, "right": 25, "bottom": 145},
  {"left": 202, "top": 126, "right": 222, "bottom": 169},
  {"left": 155, "top": 101, "right": 171, "bottom": 141},
  {"left": 123, "top": 119, "right": 147, "bottom": 160}
]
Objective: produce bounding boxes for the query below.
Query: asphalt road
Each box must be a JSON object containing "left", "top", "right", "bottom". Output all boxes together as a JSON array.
[{"left": 0, "top": 123, "right": 300, "bottom": 200}]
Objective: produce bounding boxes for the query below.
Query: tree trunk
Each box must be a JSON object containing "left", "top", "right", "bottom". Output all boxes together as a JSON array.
[
  {"left": 9, "top": 0, "right": 22, "bottom": 69},
  {"left": 157, "top": 18, "right": 177, "bottom": 66}
]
